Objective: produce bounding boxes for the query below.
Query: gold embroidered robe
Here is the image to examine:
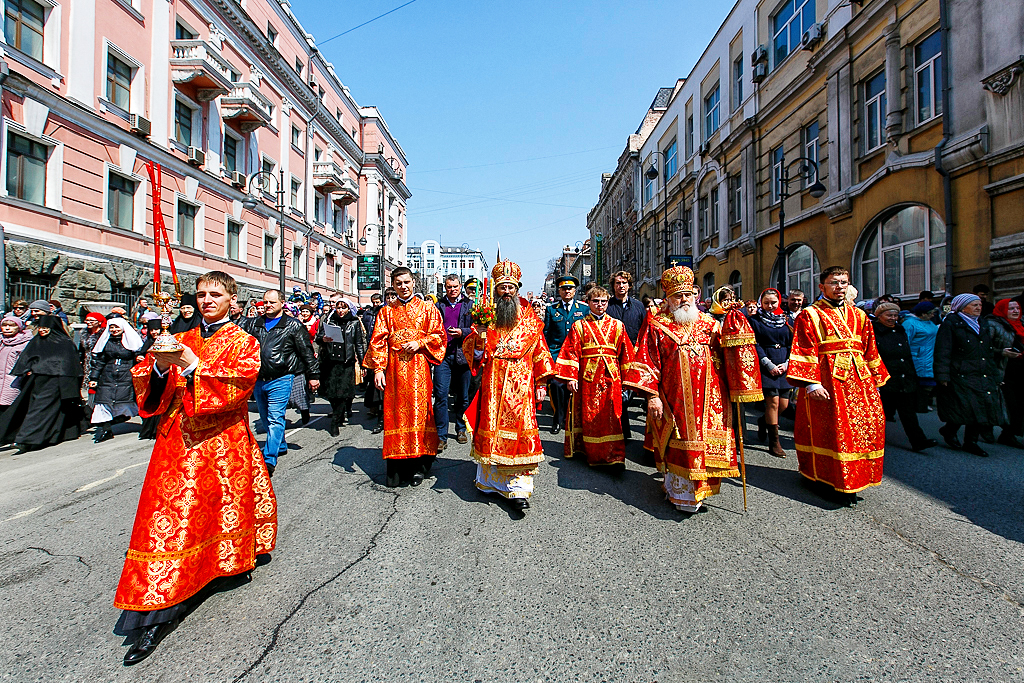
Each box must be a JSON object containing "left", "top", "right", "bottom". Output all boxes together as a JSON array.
[
  {"left": 462, "top": 309, "right": 556, "bottom": 470},
  {"left": 363, "top": 297, "right": 446, "bottom": 460},
  {"left": 624, "top": 311, "right": 738, "bottom": 503},
  {"left": 555, "top": 314, "right": 635, "bottom": 465},
  {"left": 115, "top": 323, "right": 276, "bottom": 612},
  {"left": 787, "top": 299, "right": 889, "bottom": 493}
]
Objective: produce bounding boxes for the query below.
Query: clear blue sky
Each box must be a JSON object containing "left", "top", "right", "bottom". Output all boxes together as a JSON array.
[{"left": 294, "top": 0, "right": 732, "bottom": 291}]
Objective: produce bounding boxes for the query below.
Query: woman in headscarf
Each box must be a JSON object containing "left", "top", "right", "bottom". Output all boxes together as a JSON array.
[
  {"left": 0, "top": 315, "right": 32, "bottom": 418},
  {"left": 79, "top": 312, "right": 107, "bottom": 403},
  {"left": 89, "top": 317, "right": 144, "bottom": 443},
  {"left": 0, "top": 315, "right": 84, "bottom": 453},
  {"left": 168, "top": 293, "right": 200, "bottom": 334},
  {"left": 747, "top": 288, "right": 792, "bottom": 458},
  {"left": 708, "top": 286, "right": 735, "bottom": 322},
  {"left": 985, "top": 299, "right": 1024, "bottom": 447},
  {"left": 135, "top": 318, "right": 164, "bottom": 440},
  {"left": 872, "top": 302, "right": 936, "bottom": 452},
  {"left": 903, "top": 301, "right": 940, "bottom": 413},
  {"left": 317, "top": 298, "right": 366, "bottom": 436},
  {"left": 934, "top": 293, "right": 1009, "bottom": 456}
]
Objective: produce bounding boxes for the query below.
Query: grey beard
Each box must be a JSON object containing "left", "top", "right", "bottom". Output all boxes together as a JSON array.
[
  {"left": 495, "top": 296, "right": 519, "bottom": 328},
  {"left": 671, "top": 303, "right": 698, "bottom": 325}
]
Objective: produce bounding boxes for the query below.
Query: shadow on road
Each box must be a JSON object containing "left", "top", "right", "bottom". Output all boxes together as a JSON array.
[
  {"left": 741, "top": 463, "right": 844, "bottom": 511},
  {"left": 331, "top": 446, "right": 383, "bottom": 479}
]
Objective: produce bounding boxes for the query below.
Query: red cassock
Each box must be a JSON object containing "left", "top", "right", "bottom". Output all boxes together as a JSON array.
[
  {"left": 115, "top": 324, "right": 277, "bottom": 612},
  {"left": 624, "top": 311, "right": 739, "bottom": 506},
  {"left": 362, "top": 297, "right": 446, "bottom": 459},
  {"left": 555, "top": 314, "right": 635, "bottom": 465},
  {"left": 787, "top": 300, "right": 889, "bottom": 493}
]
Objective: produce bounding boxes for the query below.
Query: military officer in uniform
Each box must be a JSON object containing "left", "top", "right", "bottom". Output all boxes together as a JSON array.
[{"left": 543, "top": 275, "right": 588, "bottom": 434}]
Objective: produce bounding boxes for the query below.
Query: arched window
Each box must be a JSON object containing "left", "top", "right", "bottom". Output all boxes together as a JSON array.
[
  {"left": 770, "top": 244, "right": 820, "bottom": 295},
  {"left": 729, "top": 270, "right": 742, "bottom": 300},
  {"left": 856, "top": 204, "right": 946, "bottom": 299},
  {"left": 703, "top": 272, "right": 715, "bottom": 300}
]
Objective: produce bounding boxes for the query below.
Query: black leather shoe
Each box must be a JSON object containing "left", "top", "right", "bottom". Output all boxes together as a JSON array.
[
  {"left": 94, "top": 429, "right": 114, "bottom": 444},
  {"left": 456, "top": 430, "right": 468, "bottom": 444},
  {"left": 911, "top": 438, "right": 937, "bottom": 452},
  {"left": 123, "top": 620, "right": 177, "bottom": 666},
  {"left": 411, "top": 472, "right": 424, "bottom": 487},
  {"left": 265, "top": 463, "right": 275, "bottom": 478},
  {"left": 550, "top": 423, "right": 561, "bottom": 435},
  {"left": 963, "top": 442, "right": 988, "bottom": 457},
  {"left": 327, "top": 423, "right": 340, "bottom": 437},
  {"left": 371, "top": 421, "right": 384, "bottom": 435},
  {"left": 509, "top": 498, "right": 529, "bottom": 511},
  {"left": 939, "top": 426, "right": 962, "bottom": 450}
]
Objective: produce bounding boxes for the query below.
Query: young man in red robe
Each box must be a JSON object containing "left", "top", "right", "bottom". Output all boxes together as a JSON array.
[
  {"left": 555, "top": 286, "right": 635, "bottom": 470},
  {"left": 786, "top": 266, "right": 889, "bottom": 506},
  {"left": 363, "top": 267, "right": 446, "bottom": 487},
  {"left": 115, "top": 271, "right": 276, "bottom": 665}
]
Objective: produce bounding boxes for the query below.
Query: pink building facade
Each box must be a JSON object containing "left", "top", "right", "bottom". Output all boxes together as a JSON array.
[{"left": 0, "top": 0, "right": 410, "bottom": 312}]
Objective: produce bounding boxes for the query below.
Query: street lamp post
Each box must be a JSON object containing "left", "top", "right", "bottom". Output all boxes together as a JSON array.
[
  {"left": 775, "top": 154, "right": 827, "bottom": 294},
  {"left": 242, "top": 169, "right": 287, "bottom": 295},
  {"left": 643, "top": 151, "right": 673, "bottom": 276}
]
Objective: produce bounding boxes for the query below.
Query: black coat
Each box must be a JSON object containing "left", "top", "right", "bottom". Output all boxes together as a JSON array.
[
  {"left": 872, "top": 320, "right": 918, "bottom": 394},
  {"left": 747, "top": 313, "right": 793, "bottom": 391},
  {"left": 606, "top": 296, "right": 646, "bottom": 346},
  {"left": 435, "top": 296, "right": 474, "bottom": 365},
  {"left": 239, "top": 314, "right": 320, "bottom": 381},
  {"left": 934, "top": 313, "right": 1006, "bottom": 426},
  {"left": 317, "top": 313, "right": 366, "bottom": 365},
  {"left": 90, "top": 338, "right": 138, "bottom": 406}
]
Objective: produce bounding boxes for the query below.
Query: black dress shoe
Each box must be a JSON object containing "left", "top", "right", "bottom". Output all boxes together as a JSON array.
[
  {"left": 939, "top": 426, "right": 962, "bottom": 450},
  {"left": 371, "top": 421, "right": 384, "bottom": 435},
  {"left": 550, "top": 424, "right": 561, "bottom": 435},
  {"left": 123, "top": 620, "right": 178, "bottom": 666},
  {"left": 94, "top": 429, "right": 114, "bottom": 444},
  {"left": 963, "top": 442, "right": 988, "bottom": 457},
  {"left": 266, "top": 463, "right": 276, "bottom": 478},
  {"left": 911, "top": 438, "right": 937, "bottom": 452},
  {"left": 300, "top": 410, "right": 310, "bottom": 426},
  {"left": 411, "top": 472, "right": 424, "bottom": 487},
  {"left": 509, "top": 498, "right": 529, "bottom": 511},
  {"left": 327, "top": 423, "right": 340, "bottom": 437}
]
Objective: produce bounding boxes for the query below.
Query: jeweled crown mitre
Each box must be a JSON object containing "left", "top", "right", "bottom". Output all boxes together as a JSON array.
[
  {"left": 660, "top": 266, "right": 695, "bottom": 296},
  {"left": 491, "top": 260, "right": 522, "bottom": 287}
]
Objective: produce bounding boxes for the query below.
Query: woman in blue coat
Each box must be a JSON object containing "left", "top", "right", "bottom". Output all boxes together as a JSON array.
[
  {"left": 747, "top": 288, "right": 792, "bottom": 458},
  {"left": 903, "top": 301, "right": 939, "bottom": 412}
]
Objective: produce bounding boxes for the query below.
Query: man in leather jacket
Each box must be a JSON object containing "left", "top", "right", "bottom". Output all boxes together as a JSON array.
[{"left": 240, "top": 289, "right": 319, "bottom": 475}]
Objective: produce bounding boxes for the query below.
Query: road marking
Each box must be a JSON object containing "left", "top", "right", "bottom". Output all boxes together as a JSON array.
[
  {"left": 75, "top": 462, "right": 147, "bottom": 492},
  {"left": 286, "top": 415, "right": 325, "bottom": 438},
  {"left": 1, "top": 506, "right": 41, "bottom": 524}
]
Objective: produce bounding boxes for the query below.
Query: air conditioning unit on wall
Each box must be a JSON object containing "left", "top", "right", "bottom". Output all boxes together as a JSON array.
[
  {"left": 129, "top": 114, "right": 151, "bottom": 137},
  {"left": 187, "top": 147, "right": 205, "bottom": 167},
  {"left": 751, "top": 45, "right": 768, "bottom": 66},
  {"left": 752, "top": 63, "right": 768, "bottom": 84},
  {"left": 801, "top": 23, "right": 823, "bottom": 50}
]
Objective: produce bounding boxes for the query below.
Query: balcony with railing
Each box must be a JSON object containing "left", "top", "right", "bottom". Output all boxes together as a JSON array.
[
  {"left": 314, "top": 161, "right": 359, "bottom": 204},
  {"left": 170, "top": 39, "right": 234, "bottom": 100},
  {"left": 221, "top": 83, "right": 274, "bottom": 133}
]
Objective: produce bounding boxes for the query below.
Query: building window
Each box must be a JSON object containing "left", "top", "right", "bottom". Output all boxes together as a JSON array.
[
  {"left": 770, "top": 244, "right": 821, "bottom": 296},
  {"left": 264, "top": 234, "right": 276, "bottom": 270},
  {"left": 294, "top": 56, "right": 303, "bottom": 76},
  {"left": 5, "top": 0, "right": 45, "bottom": 61},
  {"left": 291, "top": 124, "right": 302, "bottom": 148},
  {"left": 643, "top": 171, "right": 654, "bottom": 205},
  {"left": 772, "top": 0, "right": 815, "bottom": 66},
  {"left": 704, "top": 83, "right": 720, "bottom": 140},
  {"left": 226, "top": 218, "right": 242, "bottom": 260},
  {"left": 174, "top": 100, "right": 193, "bottom": 147},
  {"left": 803, "top": 120, "right": 819, "bottom": 186},
  {"left": 333, "top": 203, "right": 347, "bottom": 235},
  {"left": 267, "top": 22, "right": 277, "bottom": 46},
  {"left": 426, "top": 259, "right": 434, "bottom": 269},
  {"left": 293, "top": 245, "right": 305, "bottom": 278},
  {"left": 698, "top": 195, "right": 709, "bottom": 239},
  {"left": 727, "top": 174, "right": 742, "bottom": 225},
  {"left": 106, "top": 53, "right": 132, "bottom": 111},
  {"left": 682, "top": 204, "right": 693, "bottom": 245},
  {"left": 335, "top": 262, "right": 342, "bottom": 288},
  {"left": 915, "top": 31, "right": 943, "bottom": 125},
  {"left": 685, "top": 115, "right": 694, "bottom": 157},
  {"left": 316, "top": 255, "right": 325, "bottom": 285},
  {"left": 107, "top": 172, "right": 136, "bottom": 229},
  {"left": 665, "top": 140, "right": 678, "bottom": 179},
  {"left": 223, "top": 134, "right": 238, "bottom": 173},
  {"left": 426, "top": 245, "right": 434, "bottom": 255},
  {"left": 6, "top": 132, "right": 47, "bottom": 205},
  {"left": 703, "top": 272, "right": 715, "bottom": 300},
  {"left": 468, "top": 259, "right": 474, "bottom": 269},
  {"left": 710, "top": 186, "right": 720, "bottom": 236},
  {"left": 732, "top": 56, "right": 743, "bottom": 110},
  {"left": 175, "top": 21, "right": 197, "bottom": 40},
  {"left": 313, "top": 193, "right": 325, "bottom": 223},
  {"left": 729, "top": 270, "right": 742, "bottom": 300},
  {"left": 770, "top": 145, "right": 784, "bottom": 204},
  {"left": 858, "top": 205, "right": 946, "bottom": 298},
  {"left": 290, "top": 178, "right": 301, "bottom": 209},
  {"left": 177, "top": 201, "right": 196, "bottom": 248},
  {"left": 864, "top": 70, "right": 887, "bottom": 152}
]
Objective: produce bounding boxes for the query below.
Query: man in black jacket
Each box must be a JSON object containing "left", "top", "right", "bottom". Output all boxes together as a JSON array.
[
  {"left": 605, "top": 270, "right": 644, "bottom": 439},
  {"left": 240, "top": 289, "right": 319, "bottom": 475},
  {"left": 434, "top": 274, "right": 474, "bottom": 451}
]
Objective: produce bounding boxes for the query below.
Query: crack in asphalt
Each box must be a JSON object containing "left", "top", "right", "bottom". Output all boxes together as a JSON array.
[
  {"left": 232, "top": 484, "right": 401, "bottom": 682},
  {"left": 25, "top": 546, "right": 93, "bottom": 576},
  {"left": 869, "top": 514, "right": 1024, "bottom": 610}
]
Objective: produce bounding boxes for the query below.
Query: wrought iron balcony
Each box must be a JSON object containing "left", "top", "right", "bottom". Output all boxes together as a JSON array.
[
  {"left": 170, "top": 40, "right": 233, "bottom": 101},
  {"left": 221, "top": 83, "right": 274, "bottom": 133}
]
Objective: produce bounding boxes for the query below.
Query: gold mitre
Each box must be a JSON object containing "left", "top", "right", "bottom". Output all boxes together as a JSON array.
[
  {"left": 660, "top": 266, "right": 695, "bottom": 296},
  {"left": 491, "top": 260, "right": 522, "bottom": 287}
]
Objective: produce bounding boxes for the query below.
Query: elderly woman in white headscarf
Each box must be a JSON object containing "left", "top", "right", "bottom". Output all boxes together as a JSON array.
[
  {"left": 933, "top": 293, "right": 1009, "bottom": 457},
  {"left": 88, "top": 317, "right": 144, "bottom": 443}
]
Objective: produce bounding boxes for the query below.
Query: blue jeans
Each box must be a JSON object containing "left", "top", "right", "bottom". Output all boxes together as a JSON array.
[
  {"left": 254, "top": 374, "right": 293, "bottom": 466},
  {"left": 434, "top": 354, "right": 471, "bottom": 442}
]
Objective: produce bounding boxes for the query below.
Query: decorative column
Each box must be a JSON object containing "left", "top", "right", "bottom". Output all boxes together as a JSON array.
[{"left": 884, "top": 23, "right": 904, "bottom": 144}]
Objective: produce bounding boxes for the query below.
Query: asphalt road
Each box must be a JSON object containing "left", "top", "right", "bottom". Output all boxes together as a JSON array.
[{"left": 1, "top": 397, "right": 1023, "bottom": 683}]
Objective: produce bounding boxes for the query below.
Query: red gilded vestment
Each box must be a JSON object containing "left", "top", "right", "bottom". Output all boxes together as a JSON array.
[
  {"left": 787, "top": 299, "right": 889, "bottom": 493},
  {"left": 363, "top": 297, "right": 446, "bottom": 459},
  {"left": 463, "top": 309, "right": 556, "bottom": 470},
  {"left": 624, "top": 311, "right": 739, "bottom": 503},
  {"left": 115, "top": 323, "right": 276, "bottom": 612},
  {"left": 555, "top": 314, "right": 635, "bottom": 465}
]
